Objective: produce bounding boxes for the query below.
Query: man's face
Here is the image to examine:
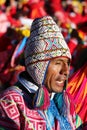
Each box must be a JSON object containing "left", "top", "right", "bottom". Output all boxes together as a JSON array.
[{"left": 44, "top": 57, "right": 70, "bottom": 93}]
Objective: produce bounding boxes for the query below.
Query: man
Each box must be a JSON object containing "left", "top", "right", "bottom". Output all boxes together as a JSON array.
[{"left": 0, "top": 16, "right": 76, "bottom": 130}]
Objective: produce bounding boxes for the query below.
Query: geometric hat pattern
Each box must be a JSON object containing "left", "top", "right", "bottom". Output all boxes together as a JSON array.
[{"left": 24, "top": 16, "right": 71, "bottom": 86}]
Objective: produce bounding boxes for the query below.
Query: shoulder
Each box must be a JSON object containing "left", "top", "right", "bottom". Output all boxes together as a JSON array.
[
  {"left": 0, "top": 86, "right": 24, "bottom": 107},
  {"left": 0, "top": 85, "right": 22, "bottom": 96},
  {"left": 0, "top": 86, "right": 27, "bottom": 120}
]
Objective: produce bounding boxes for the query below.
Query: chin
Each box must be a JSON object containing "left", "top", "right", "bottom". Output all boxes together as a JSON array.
[{"left": 54, "top": 89, "right": 63, "bottom": 93}]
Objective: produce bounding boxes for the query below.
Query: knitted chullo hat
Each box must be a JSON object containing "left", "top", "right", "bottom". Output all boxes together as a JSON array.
[{"left": 24, "top": 16, "right": 71, "bottom": 86}]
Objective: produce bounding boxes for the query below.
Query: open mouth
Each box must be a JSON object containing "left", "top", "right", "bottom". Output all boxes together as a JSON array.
[
  {"left": 56, "top": 80, "right": 65, "bottom": 87},
  {"left": 57, "top": 80, "right": 64, "bottom": 84}
]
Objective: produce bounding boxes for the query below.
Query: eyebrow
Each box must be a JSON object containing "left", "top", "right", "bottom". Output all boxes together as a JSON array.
[{"left": 54, "top": 58, "right": 70, "bottom": 64}]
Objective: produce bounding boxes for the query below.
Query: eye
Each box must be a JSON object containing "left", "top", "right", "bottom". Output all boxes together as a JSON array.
[{"left": 55, "top": 61, "right": 62, "bottom": 65}]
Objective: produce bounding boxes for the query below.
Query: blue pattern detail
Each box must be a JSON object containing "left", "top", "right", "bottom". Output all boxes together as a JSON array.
[
  {"left": 46, "top": 99, "right": 72, "bottom": 130},
  {"left": 15, "top": 37, "right": 28, "bottom": 57}
]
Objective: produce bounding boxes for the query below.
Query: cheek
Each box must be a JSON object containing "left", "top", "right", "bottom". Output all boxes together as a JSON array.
[
  {"left": 47, "top": 68, "right": 56, "bottom": 78},
  {"left": 44, "top": 69, "right": 53, "bottom": 86},
  {"left": 45, "top": 64, "right": 60, "bottom": 86},
  {"left": 46, "top": 68, "right": 57, "bottom": 83},
  {"left": 44, "top": 72, "right": 55, "bottom": 92},
  {"left": 50, "top": 67, "right": 59, "bottom": 76},
  {"left": 47, "top": 65, "right": 60, "bottom": 79}
]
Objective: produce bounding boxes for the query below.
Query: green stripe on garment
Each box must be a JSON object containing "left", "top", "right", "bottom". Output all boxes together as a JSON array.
[{"left": 76, "top": 114, "right": 82, "bottom": 129}]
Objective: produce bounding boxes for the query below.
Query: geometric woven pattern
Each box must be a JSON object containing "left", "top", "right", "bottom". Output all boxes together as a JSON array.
[
  {"left": 24, "top": 16, "right": 71, "bottom": 86},
  {"left": 0, "top": 88, "right": 47, "bottom": 130},
  {"left": 0, "top": 85, "right": 76, "bottom": 130}
]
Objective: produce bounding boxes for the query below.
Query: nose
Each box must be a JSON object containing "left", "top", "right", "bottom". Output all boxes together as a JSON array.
[{"left": 60, "top": 62, "right": 69, "bottom": 76}]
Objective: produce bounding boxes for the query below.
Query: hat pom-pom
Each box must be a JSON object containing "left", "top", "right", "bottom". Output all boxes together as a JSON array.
[{"left": 33, "top": 86, "right": 50, "bottom": 110}]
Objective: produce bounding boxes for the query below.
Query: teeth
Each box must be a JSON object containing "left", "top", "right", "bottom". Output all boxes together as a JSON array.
[{"left": 57, "top": 81, "right": 64, "bottom": 84}]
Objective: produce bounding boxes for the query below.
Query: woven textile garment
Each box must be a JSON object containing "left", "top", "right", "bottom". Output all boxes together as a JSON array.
[
  {"left": 67, "top": 62, "right": 87, "bottom": 128},
  {"left": 0, "top": 72, "right": 76, "bottom": 130}
]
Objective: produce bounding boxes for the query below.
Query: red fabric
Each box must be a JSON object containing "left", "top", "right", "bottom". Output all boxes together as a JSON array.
[
  {"left": 48, "top": 0, "right": 63, "bottom": 12},
  {"left": 7, "top": 14, "right": 21, "bottom": 27},
  {"left": 68, "top": 39, "right": 78, "bottom": 55},
  {"left": 28, "top": 1, "right": 47, "bottom": 19},
  {"left": 67, "top": 63, "right": 87, "bottom": 122},
  {"left": 0, "top": 40, "right": 25, "bottom": 86},
  {"left": 10, "top": 6, "right": 17, "bottom": 16},
  {"left": 69, "top": 13, "right": 87, "bottom": 25},
  {"left": 0, "top": 86, "right": 76, "bottom": 129},
  {"left": 0, "top": 47, "right": 14, "bottom": 85},
  {"left": 0, "top": 88, "right": 52, "bottom": 130}
]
